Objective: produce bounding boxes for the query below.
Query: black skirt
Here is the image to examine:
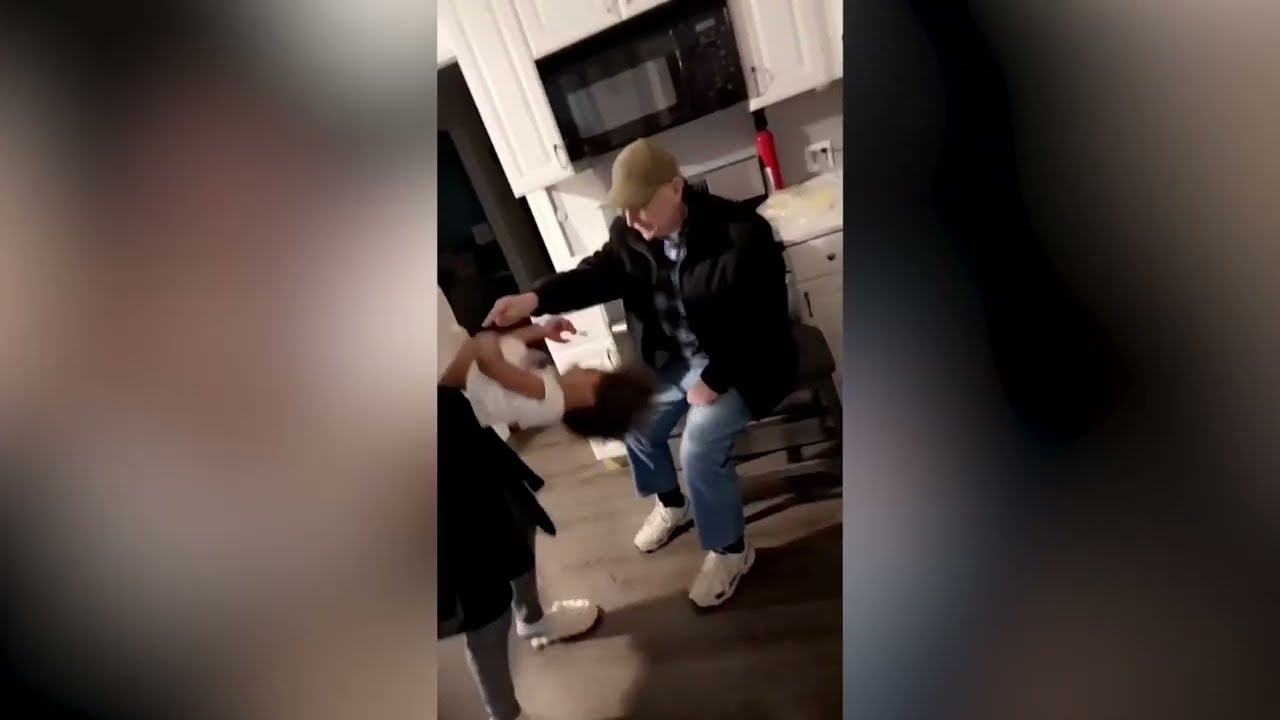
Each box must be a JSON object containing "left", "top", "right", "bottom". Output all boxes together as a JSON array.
[{"left": 437, "top": 387, "right": 555, "bottom": 635}]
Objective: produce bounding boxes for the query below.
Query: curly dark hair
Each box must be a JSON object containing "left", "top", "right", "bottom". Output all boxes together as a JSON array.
[{"left": 562, "top": 365, "right": 657, "bottom": 440}]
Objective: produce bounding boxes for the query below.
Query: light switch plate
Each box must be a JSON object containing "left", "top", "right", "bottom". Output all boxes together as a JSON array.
[{"left": 805, "top": 140, "right": 836, "bottom": 173}]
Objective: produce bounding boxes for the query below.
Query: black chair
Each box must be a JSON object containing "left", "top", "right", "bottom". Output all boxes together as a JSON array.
[{"left": 668, "top": 321, "right": 841, "bottom": 480}]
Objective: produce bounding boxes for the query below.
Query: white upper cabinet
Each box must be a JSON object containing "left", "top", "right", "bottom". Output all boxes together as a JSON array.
[
  {"left": 437, "top": 20, "right": 455, "bottom": 68},
  {"left": 513, "top": 0, "right": 623, "bottom": 58},
  {"left": 441, "top": 0, "right": 575, "bottom": 197},
  {"left": 727, "top": 0, "right": 834, "bottom": 110},
  {"left": 826, "top": 0, "right": 842, "bottom": 78},
  {"left": 618, "top": 0, "right": 672, "bottom": 19},
  {"left": 513, "top": 0, "right": 674, "bottom": 58}
]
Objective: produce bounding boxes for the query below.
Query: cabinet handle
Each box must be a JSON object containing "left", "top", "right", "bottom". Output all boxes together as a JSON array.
[
  {"left": 553, "top": 143, "right": 570, "bottom": 168},
  {"left": 549, "top": 196, "right": 575, "bottom": 259},
  {"left": 804, "top": 291, "right": 813, "bottom": 318},
  {"left": 752, "top": 65, "right": 772, "bottom": 95},
  {"left": 826, "top": 252, "right": 836, "bottom": 261}
]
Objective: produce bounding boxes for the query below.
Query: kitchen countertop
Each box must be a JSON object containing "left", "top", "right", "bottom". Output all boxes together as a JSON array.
[
  {"left": 774, "top": 214, "right": 843, "bottom": 245},
  {"left": 758, "top": 171, "right": 844, "bottom": 245}
]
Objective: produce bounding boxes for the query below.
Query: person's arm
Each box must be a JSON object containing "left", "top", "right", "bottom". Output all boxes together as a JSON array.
[
  {"left": 505, "top": 323, "right": 555, "bottom": 347},
  {"left": 438, "top": 344, "right": 472, "bottom": 389},
  {"left": 437, "top": 285, "right": 471, "bottom": 384},
  {"left": 692, "top": 216, "right": 790, "bottom": 395},
  {"left": 475, "top": 333, "right": 546, "bottom": 399},
  {"left": 532, "top": 222, "right": 630, "bottom": 315},
  {"left": 439, "top": 333, "right": 547, "bottom": 399}
]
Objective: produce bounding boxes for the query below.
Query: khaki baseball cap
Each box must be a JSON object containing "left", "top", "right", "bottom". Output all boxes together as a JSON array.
[{"left": 603, "top": 138, "right": 680, "bottom": 210}]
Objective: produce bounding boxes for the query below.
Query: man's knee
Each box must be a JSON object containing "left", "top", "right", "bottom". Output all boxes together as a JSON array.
[
  {"left": 679, "top": 410, "right": 744, "bottom": 466},
  {"left": 626, "top": 407, "right": 680, "bottom": 452},
  {"left": 624, "top": 426, "right": 661, "bottom": 455}
]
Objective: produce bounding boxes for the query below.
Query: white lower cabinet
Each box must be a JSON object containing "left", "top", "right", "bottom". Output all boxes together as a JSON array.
[
  {"left": 547, "top": 334, "right": 629, "bottom": 461},
  {"left": 784, "top": 231, "right": 844, "bottom": 397},
  {"left": 795, "top": 273, "right": 843, "bottom": 396}
]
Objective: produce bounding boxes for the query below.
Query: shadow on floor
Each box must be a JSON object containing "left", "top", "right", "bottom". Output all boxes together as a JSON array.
[
  {"left": 556, "top": 522, "right": 844, "bottom": 719},
  {"left": 658, "top": 469, "right": 842, "bottom": 548}
]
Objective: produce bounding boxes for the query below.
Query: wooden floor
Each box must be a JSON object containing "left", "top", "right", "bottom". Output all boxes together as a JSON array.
[{"left": 438, "top": 426, "right": 843, "bottom": 720}]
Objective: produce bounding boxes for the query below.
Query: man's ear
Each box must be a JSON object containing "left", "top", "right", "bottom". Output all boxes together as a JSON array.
[{"left": 671, "top": 176, "right": 685, "bottom": 195}]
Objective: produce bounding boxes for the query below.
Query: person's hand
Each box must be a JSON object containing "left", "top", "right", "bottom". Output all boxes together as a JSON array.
[
  {"left": 541, "top": 316, "right": 578, "bottom": 343},
  {"left": 483, "top": 292, "right": 538, "bottom": 328},
  {"left": 687, "top": 377, "right": 719, "bottom": 407}
]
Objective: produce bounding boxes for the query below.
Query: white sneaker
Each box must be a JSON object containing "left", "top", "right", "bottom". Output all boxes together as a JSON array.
[
  {"left": 633, "top": 497, "right": 692, "bottom": 553},
  {"left": 515, "top": 599, "right": 600, "bottom": 650},
  {"left": 688, "top": 543, "right": 756, "bottom": 608}
]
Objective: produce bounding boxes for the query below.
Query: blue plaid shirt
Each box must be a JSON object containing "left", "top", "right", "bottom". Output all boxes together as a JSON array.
[{"left": 651, "top": 232, "right": 701, "bottom": 361}]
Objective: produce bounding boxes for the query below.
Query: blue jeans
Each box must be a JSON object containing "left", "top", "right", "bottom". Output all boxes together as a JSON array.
[{"left": 624, "top": 355, "right": 752, "bottom": 550}]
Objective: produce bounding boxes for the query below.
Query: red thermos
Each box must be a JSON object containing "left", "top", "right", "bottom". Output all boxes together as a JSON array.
[{"left": 754, "top": 114, "right": 785, "bottom": 193}]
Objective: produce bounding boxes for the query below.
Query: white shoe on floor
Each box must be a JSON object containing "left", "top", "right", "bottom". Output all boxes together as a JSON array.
[
  {"left": 515, "top": 599, "right": 600, "bottom": 649},
  {"left": 633, "top": 497, "right": 692, "bottom": 553},
  {"left": 688, "top": 543, "right": 756, "bottom": 608}
]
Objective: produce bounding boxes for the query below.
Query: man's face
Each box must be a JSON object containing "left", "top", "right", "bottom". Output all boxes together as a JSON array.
[{"left": 623, "top": 178, "right": 684, "bottom": 241}]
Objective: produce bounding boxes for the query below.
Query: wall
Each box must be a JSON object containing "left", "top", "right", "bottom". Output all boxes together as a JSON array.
[
  {"left": 546, "top": 80, "right": 844, "bottom": 256},
  {"left": 766, "top": 80, "right": 845, "bottom": 184},
  {"left": 437, "top": 131, "right": 491, "bottom": 329}
]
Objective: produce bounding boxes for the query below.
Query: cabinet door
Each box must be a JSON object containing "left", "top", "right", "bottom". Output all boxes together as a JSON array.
[
  {"left": 442, "top": 0, "right": 575, "bottom": 197},
  {"left": 619, "top": 0, "right": 671, "bottom": 19},
  {"left": 513, "top": 0, "right": 621, "bottom": 58},
  {"left": 727, "top": 0, "right": 833, "bottom": 110},
  {"left": 438, "top": 21, "right": 455, "bottom": 67},
  {"left": 826, "top": 0, "right": 842, "bottom": 78},
  {"left": 783, "top": 231, "right": 843, "bottom": 284},
  {"left": 797, "top": 274, "right": 843, "bottom": 396},
  {"left": 525, "top": 188, "right": 624, "bottom": 377},
  {"left": 526, "top": 189, "right": 579, "bottom": 272},
  {"left": 568, "top": 348, "right": 629, "bottom": 461}
]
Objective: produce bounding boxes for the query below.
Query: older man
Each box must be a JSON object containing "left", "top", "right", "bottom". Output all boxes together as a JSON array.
[{"left": 485, "top": 137, "right": 796, "bottom": 607}]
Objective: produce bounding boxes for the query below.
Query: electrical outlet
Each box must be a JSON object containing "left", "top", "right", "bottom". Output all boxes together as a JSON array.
[{"left": 805, "top": 140, "right": 835, "bottom": 173}]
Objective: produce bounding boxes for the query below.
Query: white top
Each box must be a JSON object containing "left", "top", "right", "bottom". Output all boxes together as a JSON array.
[
  {"left": 437, "top": 285, "right": 470, "bottom": 383},
  {"left": 465, "top": 335, "right": 565, "bottom": 430}
]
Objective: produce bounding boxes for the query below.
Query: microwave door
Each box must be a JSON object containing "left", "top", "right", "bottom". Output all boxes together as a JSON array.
[
  {"left": 549, "top": 35, "right": 691, "bottom": 160},
  {"left": 572, "top": 59, "right": 679, "bottom": 141}
]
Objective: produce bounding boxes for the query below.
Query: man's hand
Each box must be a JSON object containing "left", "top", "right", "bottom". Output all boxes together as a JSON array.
[
  {"left": 507, "top": 316, "right": 578, "bottom": 346},
  {"left": 687, "top": 377, "right": 719, "bottom": 407},
  {"left": 483, "top": 292, "right": 538, "bottom": 328},
  {"left": 541, "top": 316, "right": 578, "bottom": 343}
]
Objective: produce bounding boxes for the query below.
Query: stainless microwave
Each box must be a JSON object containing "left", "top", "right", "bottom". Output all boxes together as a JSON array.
[{"left": 538, "top": 0, "right": 747, "bottom": 163}]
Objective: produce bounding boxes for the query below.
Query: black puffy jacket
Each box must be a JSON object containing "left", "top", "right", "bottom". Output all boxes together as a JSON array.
[{"left": 534, "top": 189, "right": 797, "bottom": 419}]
